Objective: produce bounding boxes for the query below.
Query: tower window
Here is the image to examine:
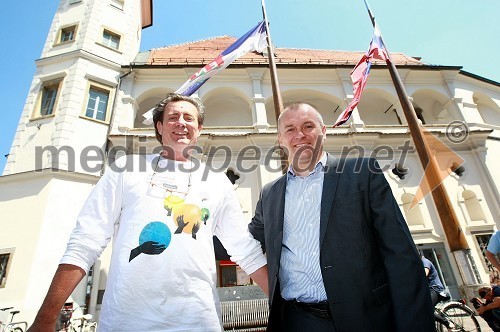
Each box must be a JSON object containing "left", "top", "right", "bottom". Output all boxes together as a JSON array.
[
  {"left": 33, "top": 80, "right": 62, "bottom": 118},
  {"left": 102, "top": 30, "right": 120, "bottom": 50},
  {"left": 83, "top": 82, "right": 112, "bottom": 121},
  {"left": 110, "top": 0, "right": 124, "bottom": 10},
  {"left": 41, "top": 85, "right": 58, "bottom": 115},
  {"left": 85, "top": 86, "right": 110, "bottom": 122},
  {"left": 56, "top": 25, "right": 77, "bottom": 45}
]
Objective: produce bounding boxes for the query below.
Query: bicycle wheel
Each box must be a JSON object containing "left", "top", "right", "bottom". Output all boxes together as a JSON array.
[
  {"left": 441, "top": 303, "right": 481, "bottom": 332},
  {"left": 7, "top": 327, "right": 24, "bottom": 332},
  {"left": 86, "top": 323, "right": 97, "bottom": 332},
  {"left": 435, "top": 320, "right": 446, "bottom": 332}
]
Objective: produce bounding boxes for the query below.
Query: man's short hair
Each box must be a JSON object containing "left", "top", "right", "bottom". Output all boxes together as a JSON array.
[
  {"left": 152, "top": 93, "right": 206, "bottom": 144},
  {"left": 478, "top": 286, "right": 492, "bottom": 298},
  {"left": 277, "top": 102, "right": 325, "bottom": 129}
]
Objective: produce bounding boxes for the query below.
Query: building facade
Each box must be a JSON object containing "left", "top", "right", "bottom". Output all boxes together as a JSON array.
[{"left": 1, "top": 0, "right": 499, "bottom": 326}]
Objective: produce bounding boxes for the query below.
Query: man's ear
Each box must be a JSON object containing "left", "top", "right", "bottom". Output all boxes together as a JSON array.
[
  {"left": 196, "top": 125, "right": 203, "bottom": 138},
  {"left": 156, "top": 121, "right": 163, "bottom": 136}
]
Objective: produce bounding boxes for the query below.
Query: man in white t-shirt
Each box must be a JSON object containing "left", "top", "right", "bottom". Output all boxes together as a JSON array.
[{"left": 28, "top": 93, "right": 268, "bottom": 332}]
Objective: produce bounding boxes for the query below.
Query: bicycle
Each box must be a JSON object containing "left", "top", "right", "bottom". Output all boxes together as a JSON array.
[
  {"left": 470, "top": 297, "right": 500, "bottom": 331},
  {"left": 68, "top": 313, "right": 96, "bottom": 332},
  {"left": 0, "top": 307, "right": 28, "bottom": 332},
  {"left": 57, "top": 305, "right": 96, "bottom": 332},
  {"left": 434, "top": 298, "right": 481, "bottom": 332}
]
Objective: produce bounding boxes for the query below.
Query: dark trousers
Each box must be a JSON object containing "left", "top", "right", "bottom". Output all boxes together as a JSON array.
[
  {"left": 480, "top": 309, "right": 500, "bottom": 331},
  {"left": 280, "top": 300, "right": 336, "bottom": 331}
]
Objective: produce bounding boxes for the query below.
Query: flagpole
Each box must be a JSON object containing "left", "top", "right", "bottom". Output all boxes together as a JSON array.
[
  {"left": 261, "top": 0, "right": 284, "bottom": 120},
  {"left": 261, "top": 0, "right": 287, "bottom": 172},
  {"left": 362, "top": 0, "right": 478, "bottom": 283}
]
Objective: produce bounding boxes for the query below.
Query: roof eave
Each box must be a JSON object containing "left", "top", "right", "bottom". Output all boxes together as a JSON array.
[{"left": 141, "top": 0, "right": 153, "bottom": 29}]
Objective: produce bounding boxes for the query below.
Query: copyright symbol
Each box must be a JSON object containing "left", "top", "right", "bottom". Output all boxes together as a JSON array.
[{"left": 446, "top": 121, "right": 469, "bottom": 144}]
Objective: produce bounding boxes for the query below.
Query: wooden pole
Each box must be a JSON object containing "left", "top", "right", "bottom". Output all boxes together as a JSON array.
[
  {"left": 261, "top": 0, "right": 287, "bottom": 172},
  {"left": 361, "top": 0, "right": 479, "bottom": 284},
  {"left": 385, "top": 60, "right": 469, "bottom": 251},
  {"left": 261, "top": 0, "right": 284, "bottom": 121}
]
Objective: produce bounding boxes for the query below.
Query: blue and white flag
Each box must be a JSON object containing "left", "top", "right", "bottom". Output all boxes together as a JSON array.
[
  {"left": 177, "top": 21, "right": 267, "bottom": 95},
  {"left": 143, "top": 21, "right": 267, "bottom": 125}
]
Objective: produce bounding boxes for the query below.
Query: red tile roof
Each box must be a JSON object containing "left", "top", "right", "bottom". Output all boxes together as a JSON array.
[{"left": 139, "top": 36, "right": 425, "bottom": 67}]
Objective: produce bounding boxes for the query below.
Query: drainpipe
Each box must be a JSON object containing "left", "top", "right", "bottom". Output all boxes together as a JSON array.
[{"left": 101, "top": 66, "right": 133, "bottom": 176}]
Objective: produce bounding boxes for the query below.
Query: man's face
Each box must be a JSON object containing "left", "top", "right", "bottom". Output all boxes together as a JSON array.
[
  {"left": 156, "top": 100, "right": 202, "bottom": 160},
  {"left": 278, "top": 105, "right": 326, "bottom": 167},
  {"left": 484, "top": 290, "right": 494, "bottom": 301}
]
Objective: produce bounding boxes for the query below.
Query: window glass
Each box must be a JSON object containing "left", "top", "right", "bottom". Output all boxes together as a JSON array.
[
  {"left": 61, "top": 27, "right": 75, "bottom": 43},
  {"left": 57, "top": 25, "right": 77, "bottom": 44},
  {"left": 220, "top": 265, "right": 237, "bottom": 287},
  {"left": 85, "top": 87, "right": 109, "bottom": 121},
  {"left": 0, "top": 253, "right": 11, "bottom": 288},
  {"left": 476, "top": 234, "right": 493, "bottom": 270},
  {"left": 41, "top": 85, "right": 59, "bottom": 116},
  {"left": 34, "top": 80, "right": 61, "bottom": 118},
  {"left": 102, "top": 30, "right": 120, "bottom": 50}
]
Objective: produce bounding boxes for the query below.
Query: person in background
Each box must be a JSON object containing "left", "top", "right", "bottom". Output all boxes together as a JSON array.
[
  {"left": 28, "top": 93, "right": 268, "bottom": 332},
  {"left": 486, "top": 231, "right": 500, "bottom": 285},
  {"left": 422, "top": 255, "right": 457, "bottom": 331},
  {"left": 471, "top": 286, "right": 500, "bottom": 331},
  {"left": 248, "top": 102, "right": 434, "bottom": 332}
]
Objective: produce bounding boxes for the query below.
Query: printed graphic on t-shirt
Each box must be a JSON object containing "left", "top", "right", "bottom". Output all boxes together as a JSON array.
[
  {"left": 129, "top": 221, "right": 171, "bottom": 262},
  {"left": 129, "top": 194, "right": 210, "bottom": 262},
  {"left": 164, "top": 194, "right": 210, "bottom": 239}
]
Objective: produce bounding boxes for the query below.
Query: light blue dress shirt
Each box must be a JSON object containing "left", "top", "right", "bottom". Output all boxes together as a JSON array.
[{"left": 280, "top": 153, "right": 328, "bottom": 303}]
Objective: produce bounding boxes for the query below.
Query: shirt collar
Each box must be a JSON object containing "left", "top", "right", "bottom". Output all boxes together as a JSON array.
[{"left": 287, "top": 152, "right": 327, "bottom": 179}]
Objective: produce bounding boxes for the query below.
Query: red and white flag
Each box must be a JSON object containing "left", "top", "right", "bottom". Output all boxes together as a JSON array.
[{"left": 333, "top": 24, "right": 389, "bottom": 127}]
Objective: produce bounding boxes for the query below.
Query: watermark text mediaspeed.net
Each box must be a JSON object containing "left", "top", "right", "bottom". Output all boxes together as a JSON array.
[{"left": 34, "top": 121, "right": 469, "bottom": 206}]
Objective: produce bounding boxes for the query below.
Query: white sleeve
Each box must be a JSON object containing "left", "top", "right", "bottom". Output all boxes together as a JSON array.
[
  {"left": 60, "top": 159, "right": 124, "bottom": 272},
  {"left": 214, "top": 180, "right": 266, "bottom": 275}
]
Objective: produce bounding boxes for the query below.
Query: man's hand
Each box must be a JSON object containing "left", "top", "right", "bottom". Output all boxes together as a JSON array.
[
  {"left": 129, "top": 241, "right": 166, "bottom": 261},
  {"left": 486, "top": 250, "right": 500, "bottom": 271},
  {"left": 28, "top": 265, "right": 85, "bottom": 332},
  {"left": 477, "top": 305, "right": 488, "bottom": 315}
]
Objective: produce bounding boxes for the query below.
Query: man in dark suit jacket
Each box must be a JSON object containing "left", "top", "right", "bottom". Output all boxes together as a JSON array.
[{"left": 249, "top": 102, "right": 434, "bottom": 332}]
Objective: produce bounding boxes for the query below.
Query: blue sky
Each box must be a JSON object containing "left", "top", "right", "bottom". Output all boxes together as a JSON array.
[{"left": 1, "top": 0, "right": 499, "bottom": 174}]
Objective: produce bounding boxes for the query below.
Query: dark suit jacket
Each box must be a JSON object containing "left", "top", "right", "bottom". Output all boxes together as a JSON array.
[{"left": 249, "top": 154, "right": 434, "bottom": 332}]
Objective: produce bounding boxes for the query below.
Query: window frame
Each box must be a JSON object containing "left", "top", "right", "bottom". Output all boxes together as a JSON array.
[
  {"left": 0, "top": 249, "right": 15, "bottom": 288},
  {"left": 32, "top": 78, "right": 63, "bottom": 119},
  {"left": 81, "top": 81, "right": 114, "bottom": 123},
  {"left": 54, "top": 24, "right": 78, "bottom": 46},
  {"left": 110, "top": 0, "right": 125, "bottom": 10},
  {"left": 100, "top": 29, "right": 121, "bottom": 50}
]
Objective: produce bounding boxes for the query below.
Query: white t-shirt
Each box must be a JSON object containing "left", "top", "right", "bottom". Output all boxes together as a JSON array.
[{"left": 61, "top": 154, "right": 266, "bottom": 331}]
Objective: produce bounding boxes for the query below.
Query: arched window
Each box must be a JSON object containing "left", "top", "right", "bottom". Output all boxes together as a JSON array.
[
  {"left": 415, "top": 107, "right": 426, "bottom": 124},
  {"left": 462, "top": 190, "right": 486, "bottom": 222},
  {"left": 401, "top": 193, "right": 425, "bottom": 226}
]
